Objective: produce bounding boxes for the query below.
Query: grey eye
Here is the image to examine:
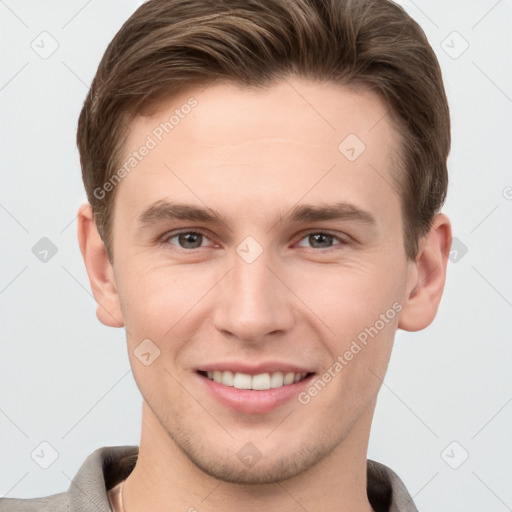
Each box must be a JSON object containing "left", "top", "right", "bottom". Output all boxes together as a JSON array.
[{"left": 168, "top": 232, "right": 207, "bottom": 249}]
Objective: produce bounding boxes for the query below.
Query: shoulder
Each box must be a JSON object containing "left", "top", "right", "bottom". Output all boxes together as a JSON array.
[
  {"left": 367, "top": 459, "right": 418, "bottom": 512},
  {"left": 0, "top": 492, "right": 68, "bottom": 511},
  {"left": 0, "top": 445, "right": 139, "bottom": 512}
]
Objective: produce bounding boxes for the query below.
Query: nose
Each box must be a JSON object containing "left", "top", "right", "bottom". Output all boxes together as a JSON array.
[{"left": 212, "top": 245, "right": 295, "bottom": 343}]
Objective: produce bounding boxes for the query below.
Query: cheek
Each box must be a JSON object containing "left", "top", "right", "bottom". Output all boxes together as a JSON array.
[
  {"left": 297, "top": 262, "right": 404, "bottom": 391},
  {"left": 299, "top": 259, "right": 404, "bottom": 328},
  {"left": 120, "top": 265, "right": 208, "bottom": 337},
  {"left": 119, "top": 265, "right": 218, "bottom": 394}
]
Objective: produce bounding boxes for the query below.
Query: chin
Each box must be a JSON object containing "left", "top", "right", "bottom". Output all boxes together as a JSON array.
[{"left": 170, "top": 428, "right": 337, "bottom": 485}]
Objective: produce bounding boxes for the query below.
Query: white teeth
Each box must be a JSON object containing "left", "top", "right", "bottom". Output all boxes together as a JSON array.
[
  {"left": 283, "top": 372, "right": 295, "bottom": 385},
  {"left": 212, "top": 370, "right": 237, "bottom": 387},
  {"left": 270, "top": 372, "right": 284, "bottom": 388},
  {"left": 222, "top": 370, "right": 234, "bottom": 386},
  {"left": 205, "top": 370, "right": 308, "bottom": 390},
  {"left": 251, "top": 373, "right": 271, "bottom": 390},
  {"left": 233, "top": 372, "right": 252, "bottom": 389}
]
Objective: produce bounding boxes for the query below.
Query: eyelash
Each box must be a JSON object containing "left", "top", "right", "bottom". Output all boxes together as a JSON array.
[{"left": 160, "top": 229, "right": 350, "bottom": 252}]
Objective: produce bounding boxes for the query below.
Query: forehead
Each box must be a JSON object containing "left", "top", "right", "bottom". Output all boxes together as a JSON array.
[
  {"left": 115, "top": 77, "right": 402, "bottom": 228},
  {"left": 129, "top": 78, "right": 397, "bottom": 152}
]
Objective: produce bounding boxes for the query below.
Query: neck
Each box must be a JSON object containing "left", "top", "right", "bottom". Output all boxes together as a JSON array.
[{"left": 123, "top": 401, "right": 375, "bottom": 512}]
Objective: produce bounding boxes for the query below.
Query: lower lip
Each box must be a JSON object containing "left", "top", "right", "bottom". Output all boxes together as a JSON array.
[{"left": 197, "top": 373, "right": 314, "bottom": 414}]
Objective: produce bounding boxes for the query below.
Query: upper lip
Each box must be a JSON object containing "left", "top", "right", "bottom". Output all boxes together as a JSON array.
[{"left": 197, "top": 362, "right": 314, "bottom": 375}]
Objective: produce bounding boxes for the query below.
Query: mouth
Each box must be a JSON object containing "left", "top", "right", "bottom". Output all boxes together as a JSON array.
[
  {"left": 196, "top": 368, "right": 315, "bottom": 414},
  {"left": 198, "top": 370, "right": 313, "bottom": 390}
]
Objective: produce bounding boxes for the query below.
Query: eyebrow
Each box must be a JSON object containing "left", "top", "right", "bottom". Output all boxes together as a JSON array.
[{"left": 136, "top": 199, "right": 376, "bottom": 232}]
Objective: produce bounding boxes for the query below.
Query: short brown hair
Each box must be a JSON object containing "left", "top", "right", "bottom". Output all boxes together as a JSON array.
[{"left": 77, "top": 0, "right": 450, "bottom": 263}]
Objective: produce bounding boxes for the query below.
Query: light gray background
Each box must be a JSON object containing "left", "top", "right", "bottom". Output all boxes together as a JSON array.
[{"left": 1, "top": 1, "right": 511, "bottom": 510}]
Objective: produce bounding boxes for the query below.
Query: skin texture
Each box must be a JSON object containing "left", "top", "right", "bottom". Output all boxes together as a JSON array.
[{"left": 77, "top": 76, "right": 451, "bottom": 512}]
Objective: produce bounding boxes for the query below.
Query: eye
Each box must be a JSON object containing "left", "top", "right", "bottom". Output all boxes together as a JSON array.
[
  {"left": 161, "top": 230, "right": 349, "bottom": 252},
  {"left": 295, "top": 231, "right": 348, "bottom": 250},
  {"left": 164, "top": 231, "right": 214, "bottom": 250}
]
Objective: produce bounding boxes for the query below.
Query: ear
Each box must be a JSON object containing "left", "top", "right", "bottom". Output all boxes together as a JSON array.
[
  {"left": 398, "top": 213, "right": 452, "bottom": 331},
  {"left": 77, "top": 203, "right": 124, "bottom": 328}
]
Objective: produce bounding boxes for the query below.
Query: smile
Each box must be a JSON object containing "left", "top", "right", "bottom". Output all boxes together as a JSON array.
[{"left": 202, "top": 370, "right": 310, "bottom": 390}]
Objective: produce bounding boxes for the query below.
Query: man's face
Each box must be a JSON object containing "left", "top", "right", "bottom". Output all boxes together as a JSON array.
[{"left": 109, "top": 77, "right": 416, "bottom": 483}]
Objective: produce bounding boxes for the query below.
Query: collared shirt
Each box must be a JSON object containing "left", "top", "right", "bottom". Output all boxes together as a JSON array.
[{"left": 0, "top": 445, "right": 419, "bottom": 511}]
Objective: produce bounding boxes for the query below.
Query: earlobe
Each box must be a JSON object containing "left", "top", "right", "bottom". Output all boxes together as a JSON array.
[
  {"left": 398, "top": 213, "right": 452, "bottom": 332},
  {"left": 77, "top": 203, "right": 124, "bottom": 328}
]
